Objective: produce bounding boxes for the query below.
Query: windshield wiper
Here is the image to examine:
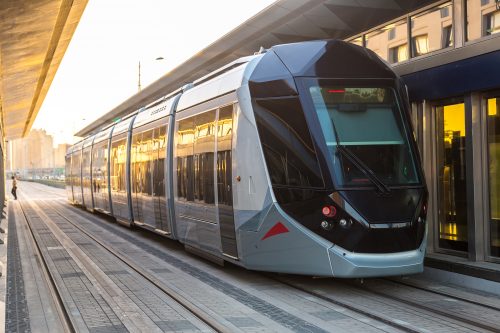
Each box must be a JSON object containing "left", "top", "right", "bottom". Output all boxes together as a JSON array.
[
  {"left": 335, "top": 144, "right": 391, "bottom": 194},
  {"left": 327, "top": 116, "right": 391, "bottom": 194}
]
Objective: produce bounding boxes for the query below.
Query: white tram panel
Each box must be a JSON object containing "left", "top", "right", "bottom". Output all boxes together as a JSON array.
[
  {"left": 175, "top": 55, "right": 256, "bottom": 112},
  {"left": 232, "top": 56, "right": 274, "bottom": 230},
  {"left": 173, "top": 58, "right": 255, "bottom": 258}
]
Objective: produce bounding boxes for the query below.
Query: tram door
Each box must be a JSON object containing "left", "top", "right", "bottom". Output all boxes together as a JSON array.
[
  {"left": 131, "top": 120, "right": 170, "bottom": 233},
  {"left": 436, "top": 102, "right": 469, "bottom": 252},
  {"left": 217, "top": 105, "right": 238, "bottom": 258}
]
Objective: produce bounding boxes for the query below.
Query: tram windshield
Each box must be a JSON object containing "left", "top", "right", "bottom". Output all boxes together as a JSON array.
[{"left": 305, "top": 81, "right": 420, "bottom": 188}]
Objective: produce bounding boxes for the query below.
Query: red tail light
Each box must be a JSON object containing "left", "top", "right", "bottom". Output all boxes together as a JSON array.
[{"left": 322, "top": 205, "right": 337, "bottom": 218}]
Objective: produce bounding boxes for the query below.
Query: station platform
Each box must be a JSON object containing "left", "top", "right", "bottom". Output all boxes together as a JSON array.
[{"left": 1, "top": 181, "right": 500, "bottom": 333}]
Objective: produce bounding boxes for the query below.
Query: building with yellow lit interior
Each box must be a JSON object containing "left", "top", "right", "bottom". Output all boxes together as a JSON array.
[{"left": 346, "top": 0, "right": 500, "bottom": 264}]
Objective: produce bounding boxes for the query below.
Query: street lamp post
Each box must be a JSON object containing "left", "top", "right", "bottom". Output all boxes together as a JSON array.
[
  {"left": 138, "top": 57, "right": 164, "bottom": 92},
  {"left": 138, "top": 61, "right": 141, "bottom": 91}
]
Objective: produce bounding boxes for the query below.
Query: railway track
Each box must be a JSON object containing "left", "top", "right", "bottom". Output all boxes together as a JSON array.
[
  {"left": 346, "top": 278, "right": 500, "bottom": 332},
  {"left": 18, "top": 197, "right": 226, "bottom": 332},
  {"left": 16, "top": 182, "right": 500, "bottom": 333},
  {"left": 271, "top": 273, "right": 500, "bottom": 333},
  {"left": 16, "top": 201, "right": 76, "bottom": 333},
  {"left": 56, "top": 197, "right": 499, "bottom": 333},
  {"left": 385, "top": 277, "right": 500, "bottom": 311},
  {"left": 45, "top": 200, "right": 345, "bottom": 333}
]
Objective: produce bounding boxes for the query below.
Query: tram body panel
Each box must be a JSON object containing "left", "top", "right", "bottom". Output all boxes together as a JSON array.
[
  {"left": 173, "top": 64, "right": 248, "bottom": 257},
  {"left": 232, "top": 89, "right": 275, "bottom": 226},
  {"left": 67, "top": 40, "right": 428, "bottom": 278},
  {"left": 239, "top": 204, "right": 334, "bottom": 276},
  {"left": 233, "top": 84, "right": 333, "bottom": 275},
  {"left": 328, "top": 237, "right": 426, "bottom": 278},
  {"left": 131, "top": 97, "right": 176, "bottom": 234}
]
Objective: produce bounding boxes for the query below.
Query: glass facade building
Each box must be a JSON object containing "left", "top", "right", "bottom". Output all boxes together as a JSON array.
[{"left": 347, "top": 0, "right": 500, "bottom": 263}]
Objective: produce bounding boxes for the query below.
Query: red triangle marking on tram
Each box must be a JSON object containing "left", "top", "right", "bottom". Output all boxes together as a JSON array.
[{"left": 261, "top": 222, "right": 289, "bottom": 241}]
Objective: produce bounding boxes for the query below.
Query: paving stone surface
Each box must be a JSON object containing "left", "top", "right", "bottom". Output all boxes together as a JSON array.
[
  {"left": 57, "top": 203, "right": 330, "bottom": 333},
  {"left": 12, "top": 181, "right": 500, "bottom": 333},
  {"left": 5, "top": 204, "right": 31, "bottom": 333}
]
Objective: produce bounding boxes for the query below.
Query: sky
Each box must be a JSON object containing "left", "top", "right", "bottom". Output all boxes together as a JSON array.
[{"left": 33, "top": 0, "right": 276, "bottom": 146}]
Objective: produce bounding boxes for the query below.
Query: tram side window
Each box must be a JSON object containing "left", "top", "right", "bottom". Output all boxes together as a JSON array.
[
  {"left": 155, "top": 124, "right": 167, "bottom": 198},
  {"left": 82, "top": 148, "right": 91, "bottom": 189},
  {"left": 177, "top": 117, "right": 195, "bottom": 201},
  {"left": 131, "top": 130, "right": 142, "bottom": 195},
  {"left": 176, "top": 111, "right": 217, "bottom": 204},
  {"left": 65, "top": 155, "right": 71, "bottom": 186},
  {"left": 92, "top": 141, "right": 107, "bottom": 193},
  {"left": 194, "top": 110, "right": 216, "bottom": 204},
  {"left": 72, "top": 152, "right": 81, "bottom": 187},
  {"left": 141, "top": 129, "right": 154, "bottom": 196},
  {"left": 253, "top": 97, "right": 324, "bottom": 188},
  {"left": 131, "top": 126, "right": 156, "bottom": 197},
  {"left": 66, "top": 154, "right": 73, "bottom": 190},
  {"left": 110, "top": 135, "right": 127, "bottom": 192},
  {"left": 217, "top": 105, "right": 233, "bottom": 206}
]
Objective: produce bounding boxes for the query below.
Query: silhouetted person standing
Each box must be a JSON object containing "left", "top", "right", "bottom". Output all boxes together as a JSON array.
[{"left": 11, "top": 176, "right": 17, "bottom": 200}]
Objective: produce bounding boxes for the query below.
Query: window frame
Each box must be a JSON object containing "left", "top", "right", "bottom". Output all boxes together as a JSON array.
[
  {"left": 482, "top": 91, "right": 500, "bottom": 263},
  {"left": 465, "top": 0, "right": 500, "bottom": 44},
  {"left": 346, "top": 0, "right": 458, "bottom": 63}
]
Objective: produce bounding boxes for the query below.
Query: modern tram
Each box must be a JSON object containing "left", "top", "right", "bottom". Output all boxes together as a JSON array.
[{"left": 66, "top": 40, "right": 428, "bottom": 278}]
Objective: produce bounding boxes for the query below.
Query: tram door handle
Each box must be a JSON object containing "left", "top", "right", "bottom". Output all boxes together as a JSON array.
[{"left": 227, "top": 185, "right": 231, "bottom": 192}]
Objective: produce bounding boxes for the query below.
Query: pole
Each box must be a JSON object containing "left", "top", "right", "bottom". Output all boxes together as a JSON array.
[{"left": 138, "top": 61, "right": 142, "bottom": 91}]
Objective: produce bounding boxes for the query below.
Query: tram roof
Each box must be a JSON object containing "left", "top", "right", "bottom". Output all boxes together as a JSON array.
[{"left": 76, "top": 0, "right": 436, "bottom": 137}]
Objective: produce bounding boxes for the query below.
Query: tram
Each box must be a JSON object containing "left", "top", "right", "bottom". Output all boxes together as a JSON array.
[{"left": 66, "top": 40, "right": 428, "bottom": 277}]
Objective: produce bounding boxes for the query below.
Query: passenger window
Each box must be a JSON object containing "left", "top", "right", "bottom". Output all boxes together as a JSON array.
[
  {"left": 254, "top": 97, "right": 324, "bottom": 188},
  {"left": 176, "top": 109, "right": 219, "bottom": 205},
  {"left": 177, "top": 117, "right": 195, "bottom": 201},
  {"left": 142, "top": 129, "right": 154, "bottom": 195},
  {"left": 194, "top": 110, "right": 216, "bottom": 204},
  {"left": 110, "top": 135, "right": 127, "bottom": 192},
  {"left": 131, "top": 130, "right": 141, "bottom": 195},
  {"left": 217, "top": 106, "right": 233, "bottom": 206},
  {"left": 155, "top": 125, "right": 167, "bottom": 198}
]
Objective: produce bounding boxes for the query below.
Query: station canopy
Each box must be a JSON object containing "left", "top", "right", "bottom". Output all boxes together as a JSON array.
[
  {"left": 0, "top": 0, "right": 88, "bottom": 140},
  {"left": 74, "top": 0, "right": 435, "bottom": 137}
]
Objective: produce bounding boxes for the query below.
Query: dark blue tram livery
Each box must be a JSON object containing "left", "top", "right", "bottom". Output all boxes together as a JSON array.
[{"left": 66, "top": 40, "right": 427, "bottom": 277}]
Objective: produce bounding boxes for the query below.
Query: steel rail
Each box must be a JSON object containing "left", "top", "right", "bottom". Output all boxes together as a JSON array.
[
  {"left": 385, "top": 278, "right": 500, "bottom": 312},
  {"left": 269, "top": 275, "right": 423, "bottom": 333},
  {"left": 17, "top": 199, "right": 77, "bottom": 333},
  {"left": 31, "top": 199, "right": 231, "bottom": 333},
  {"left": 345, "top": 280, "right": 500, "bottom": 333}
]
